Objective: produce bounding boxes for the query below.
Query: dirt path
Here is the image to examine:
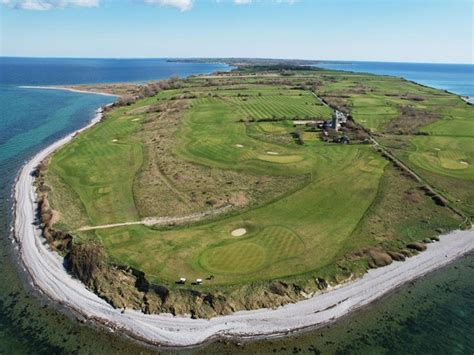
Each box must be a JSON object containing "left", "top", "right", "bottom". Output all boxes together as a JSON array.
[
  {"left": 311, "top": 91, "right": 330, "bottom": 107},
  {"left": 13, "top": 88, "right": 474, "bottom": 348},
  {"left": 77, "top": 205, "right": 232, "bottom": 231},
  {"left": 15, "top": 144, "right": 474, "bottom": 347},
  {"left": 311, "top": 90, "right": 467, "bottom": 221}
]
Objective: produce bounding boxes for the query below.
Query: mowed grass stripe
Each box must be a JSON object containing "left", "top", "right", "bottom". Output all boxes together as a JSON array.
[{"left": 48, "top": 81, "right": 393, "bottom": 287}]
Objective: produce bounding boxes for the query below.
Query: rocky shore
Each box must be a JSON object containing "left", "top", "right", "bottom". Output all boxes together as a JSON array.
[{"left": 13, "top": 114, "right": 474, "bottom": 346}]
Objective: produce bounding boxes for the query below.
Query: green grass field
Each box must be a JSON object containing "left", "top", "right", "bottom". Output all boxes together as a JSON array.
[
  {"left": 95, "top": 144, "right": 386, "bottom": 285},
  {"left": 225, "top": 89, "right": 331, "bottom": 119},
  {"left": 317, "top": 71, "right": 474, "bottom": 216},
  {"left": 44, "top": 69, "right": 470, "bottom": 291},
  {"left": 48, "top": 105, "right": 143, "bottom": 226}
]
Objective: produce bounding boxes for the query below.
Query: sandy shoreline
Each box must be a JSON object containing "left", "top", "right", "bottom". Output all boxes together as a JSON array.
[
  {"left": 19, "top": 85, "right": 118, "bottom": 97},
  {"left": 11, "top": 99, "right": 474, "bottom": 348}
]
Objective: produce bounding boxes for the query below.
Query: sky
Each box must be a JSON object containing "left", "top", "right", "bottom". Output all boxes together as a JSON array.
[{"left": 0, "top": 0, "right": 473, "bottom": 63}]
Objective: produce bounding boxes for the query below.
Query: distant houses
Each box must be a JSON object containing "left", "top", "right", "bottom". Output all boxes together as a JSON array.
[
  {"left": 291, "top": 109, "right": 352, "bottom": 145},
  {"left": 320, "top": 110, "right": 353, "bottom": 144},
  {"left": 330, "top": 117, "right": 340, "bottom": 131},
  {"left": 334, "top": 110, "right": 348, "bottom": 125},
  {"left": 327, "top": 110, "right": 347, "bottom": 131},
  {"left": 284, "top": 109, "right": 354, "bottom": 145},
  {"left": 314, "top": 110, "right": 347, "bottom": 132}
]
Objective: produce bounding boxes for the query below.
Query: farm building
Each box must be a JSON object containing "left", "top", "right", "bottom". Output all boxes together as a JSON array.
[
  {"left": 320, "top": 110, "right": 348, "bottom": 131},
  {"left": 333, "top": 110, "right": 347, "bottom": 124}
]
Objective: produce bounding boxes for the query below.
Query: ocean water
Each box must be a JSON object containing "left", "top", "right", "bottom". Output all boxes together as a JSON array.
[
  {"left": 0, "top": 58, "right": 230, "bottom": 353},
  {"left": 316, "top": 61, "right": 474, "bottom": 103},
  {"left": 317, "top": 61, "right": 474, "bottom": 103},
  {"left": 0, "top": 57, "right": 230, "bottom": 85},
  {"left": 0, "top": 58, "right": 472, "bottom": 353}
]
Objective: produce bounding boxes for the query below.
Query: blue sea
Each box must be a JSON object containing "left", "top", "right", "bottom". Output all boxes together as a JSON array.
[
  {"left": 0, "top": 58, "right": 472, "bottom": 353},
  {"left": 0, "top": 58, "right": 229, "bottom": 174},
  {"left": 0, "top": 57, "right": 231, "bottom": 85},
  {"left": 316, "top": 61, "right": 474, "bottom": 103}
]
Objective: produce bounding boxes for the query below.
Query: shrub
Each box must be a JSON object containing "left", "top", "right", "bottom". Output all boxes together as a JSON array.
[{"left": 65, "top": 243, "right": 105, "bottom": 285}]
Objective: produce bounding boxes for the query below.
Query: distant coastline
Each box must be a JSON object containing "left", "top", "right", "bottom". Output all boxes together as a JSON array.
[
  {"left": 313, "top": 61, "right": 474, "bottom": 103},
  {"left": 12, "top": 72, "right": 474, "bottom": 348},
  {"left": 19, "top": 85, "right": 118, "bottom": 97}
]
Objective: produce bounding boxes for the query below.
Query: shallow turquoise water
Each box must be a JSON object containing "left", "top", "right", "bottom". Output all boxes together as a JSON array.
[
  {"left": 0, "top": 59, "right": 472, "bottom": 353},
  {"left": 0, "top": 86, "right": 113, "bottom": 163},
  {"left": 0, "top": 58, "right": 231, "bottom": 353}
]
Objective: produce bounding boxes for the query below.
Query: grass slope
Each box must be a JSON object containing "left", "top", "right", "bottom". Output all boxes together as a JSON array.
[
  {"left": 44, "top": 69, "right": 469, "bottom": 292},
  {"left": 48, "top": 105, "right": 142, "bottom": 225},
  {"left": 317, "top": 71, "right": 474, "bottom": 216}
]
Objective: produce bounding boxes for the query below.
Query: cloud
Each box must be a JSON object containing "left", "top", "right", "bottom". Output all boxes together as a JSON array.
[
  {"left": 142, "top": 0, "right": 193, "bottom": 11},
  {"left": 0, "top": 0, "right": 296, "bottom": 11},
  {"left": 233, "top": 0, "right": 297, "bottom": 5},
  {"left": 0, "top": 0, "right": 98, "bottom": 10}
]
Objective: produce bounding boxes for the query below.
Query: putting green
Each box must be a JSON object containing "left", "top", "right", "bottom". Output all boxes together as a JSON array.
[
  {"left": 199, "top": 226, "right": 305, "bottom": 275},
  {"left": 45, "top": 82, "right": 389, "bottom": 285},
  {"left": 409, "top": 136, "right": 474, "bottom": 179},
  {"left": 44, "top": 70, "right": 472, "bottom": 289},
  {"left": 200, "top": 242, "right": 267, "bottom": 274},
  {"left": 257, "top": 154, "right": 304, "bottom": 163}
]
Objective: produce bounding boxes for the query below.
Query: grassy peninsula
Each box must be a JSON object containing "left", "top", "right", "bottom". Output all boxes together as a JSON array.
[{"left": 35, "top": 65, "right": 473, "bottom": 317}]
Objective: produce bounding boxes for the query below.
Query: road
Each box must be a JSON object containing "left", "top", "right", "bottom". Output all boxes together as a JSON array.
[{"left": 77, "top": 205, "right": 232, "bottom": 231}]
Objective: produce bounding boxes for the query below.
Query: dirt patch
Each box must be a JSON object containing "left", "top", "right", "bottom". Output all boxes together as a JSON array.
[
  {"left": 385, "top": 93, "right": 425, "bottom": 102},
  {"left": 133, "top": 98, "right": 307, "bottom": 218},
  {"left": 403, "top": 189, "right": 423, "bottom": 203},
  {"left": 229, "top": 192, "right": 249, "bottom": 207},
  {"left": 231, "top": 228, "right": 247, "bottom": 237}
]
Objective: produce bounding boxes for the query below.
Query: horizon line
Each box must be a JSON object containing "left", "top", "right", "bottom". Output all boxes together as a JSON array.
[{"left": 0, "top": 56, "right": 472, "bottom": 66}]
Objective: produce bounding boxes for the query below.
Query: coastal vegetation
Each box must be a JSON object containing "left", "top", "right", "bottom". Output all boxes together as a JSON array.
[{"left": 36, "top": 66, "right": 473, "bottom": 317}]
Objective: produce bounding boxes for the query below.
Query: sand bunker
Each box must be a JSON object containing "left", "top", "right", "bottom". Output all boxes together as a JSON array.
[
  {"left": 231, "top": 228, "right": 247, "bottom": 237},
  {"left": 434, "top": 148, "right": 441, "bottom": 151},
  {"left": 112, "top": 139, "right": 118, "bottom": 142},
  {"left": 235, "top": 144, "right": 244, "bottom": 148},
  {"left": 132, "top": 118, "right": 140, "bottom": 122},
  {"left": 460, "top": 161, "right": 469, "bottom": 165},
  {"left": 13, "top": 88, "right": 474, "bottom": 349},
  {"left": 13, "top": 120, "right": 474, "bottom": 347},
  {"left": 266, "top": 151, "right": 279, "bottom": 155}
]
